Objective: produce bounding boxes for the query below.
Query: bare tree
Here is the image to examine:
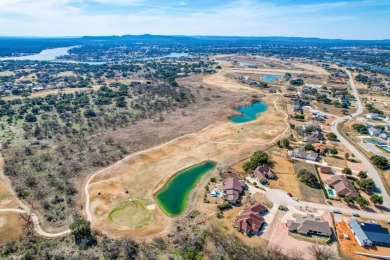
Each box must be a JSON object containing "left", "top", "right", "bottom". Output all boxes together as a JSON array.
[
  {"left": 309, "top": 244, "right": 337, "bottom": 260},
  {"left": 19, "top": 212, "right": 35, "bottom": 237}
]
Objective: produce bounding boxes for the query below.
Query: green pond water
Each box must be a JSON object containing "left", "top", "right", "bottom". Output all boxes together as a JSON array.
[
  {"left": 156, "top": 161, "right": 215, "bottom": 216},
  {"left": 230, "top": 101, "right": 268, "bottom": 123}
]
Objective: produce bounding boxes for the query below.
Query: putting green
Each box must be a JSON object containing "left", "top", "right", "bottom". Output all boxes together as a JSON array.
[{"left": 108, "top": 200, "right": 154, "bottom": 229}]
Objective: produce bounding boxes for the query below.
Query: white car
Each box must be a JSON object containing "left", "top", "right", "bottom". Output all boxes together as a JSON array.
[{"left": 292, "top": 197, "right": 299, "bottom": 202}]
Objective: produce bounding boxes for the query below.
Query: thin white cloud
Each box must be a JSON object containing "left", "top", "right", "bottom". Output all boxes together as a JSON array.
[{"left": 0, "top": 0, "right": 388, "bottom": 39}]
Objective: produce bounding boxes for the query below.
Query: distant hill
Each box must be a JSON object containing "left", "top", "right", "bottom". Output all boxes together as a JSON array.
[{"left": 0, "top": 35, "right": 389, "bottom": 57}]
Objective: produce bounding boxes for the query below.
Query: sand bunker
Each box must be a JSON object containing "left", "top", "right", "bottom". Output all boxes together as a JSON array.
[{"left": 146, "top": 204, "right": 156, "bottom": 210}]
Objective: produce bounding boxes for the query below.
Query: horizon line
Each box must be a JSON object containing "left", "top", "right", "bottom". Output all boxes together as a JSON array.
[{"left": 0, "top": 34, "right": 389, "bottom": 41}]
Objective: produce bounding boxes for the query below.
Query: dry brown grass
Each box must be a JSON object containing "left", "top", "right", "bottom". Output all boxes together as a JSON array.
[
  {"left": 267, "top": 156, "right": 313, "bottom": 200},
  {"left": 0, "top": 213, "right": 25, "bottom": 245}
]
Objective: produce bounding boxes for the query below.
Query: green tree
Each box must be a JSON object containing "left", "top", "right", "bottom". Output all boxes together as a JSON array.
[
  {"left": 358, "top": 171, "right": 368, "bottom": 179},
  {"left": 352, "top": 124, "right": 368, "bottom": 134},
  {"left": 329, "top": 148, "right": 338, "bottom": 155},
  {"left": 282, "top": 139, "right": 290, "bottom": 148},
  {"left": 358, "top": 178, "right": 376, "bottom": 191},
  {"left": 70, "top": 218, "right": 92, "bottom": 244},
  {"left": 25, "top": 113, "right": 37, "bottom": 123},
  {"left": 371, "top": 155, "right": 389, "bottom": 170},
  {"left": 342, "top": 168, "right": 352, "bottom": 175},
  {"left": 83, "top": 109, "right": 97, "bottom": 118},
  {"left": 298, "top": 169, "right": 321, "bottom": 189},
  {"left": 356, "top": 196, "right": 370, "bottom": 207},
  {"left": 326, "top": 133, "right": 338, "bottom": 141},
  {"left": 370, "top": 194, "right": 384, "bottom": 205},
  {"left": 243, "top": 151, "right": 272, "bottom": 171},
  {"left": 304, "top": 144, "right": 315, "bottom": 151}
]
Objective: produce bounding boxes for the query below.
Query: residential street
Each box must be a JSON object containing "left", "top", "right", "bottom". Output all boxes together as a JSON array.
[
  {"left": 330, "top": 71, "right": 390, "bottom": 207},
  {"left": 266, "top": 189, "right": 390, "bottom": 221}
]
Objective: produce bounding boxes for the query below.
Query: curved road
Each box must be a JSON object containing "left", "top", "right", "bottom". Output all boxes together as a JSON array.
[{"left": 330, "top": 71, "right": 390, "bottom": 207}]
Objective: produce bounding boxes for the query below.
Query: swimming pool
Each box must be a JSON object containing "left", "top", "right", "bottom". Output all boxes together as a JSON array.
[
  {"left": 365, "top": 138, "right": 390, "bottom": 153},
  {"left": 327, "top": 189, "right": 335, "bottom": 197}
]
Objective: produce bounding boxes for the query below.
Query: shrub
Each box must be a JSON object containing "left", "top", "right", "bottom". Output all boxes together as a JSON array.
[
  {"left": 342, "top": 168, "right": 352, "bottom": 175},
  {"left": 217, "top": 202, "right": 232, "bottom": 211}
]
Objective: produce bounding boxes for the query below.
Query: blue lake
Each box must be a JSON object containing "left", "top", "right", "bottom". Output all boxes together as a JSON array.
[
  {"left": 263, "top": 75, "right": 281, "bottom": 82},
  {"left": 230, "top": 101, "right": 268, "bottom": 123}
]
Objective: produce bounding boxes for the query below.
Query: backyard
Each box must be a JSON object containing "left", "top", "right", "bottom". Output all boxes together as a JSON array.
[{"left": 293, "top": 161, "right": 326, "bottom": 204}]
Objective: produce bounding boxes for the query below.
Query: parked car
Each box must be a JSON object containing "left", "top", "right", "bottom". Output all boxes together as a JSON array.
[
  {"left": 333, "top": 210, "right": 342, "bottom": 214},
  {"left": 287, "top": 192, "right": 293, "bottom": 197},
  {"left": 292, "top": 197, "right": 299, "bottom": 202},
  {"left": 353, "top": 213, "right": 360, "bottom": 217}
]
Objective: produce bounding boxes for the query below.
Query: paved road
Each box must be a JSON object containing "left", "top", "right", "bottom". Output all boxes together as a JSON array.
[
  {"left": 266, "top": 189, "right": 390, "bottom": 221},
  {"left": 330, "top": 71, "right": 390, "bottom": 207}
]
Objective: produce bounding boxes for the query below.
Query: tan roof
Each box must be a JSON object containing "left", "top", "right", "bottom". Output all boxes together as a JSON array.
[
  {"left": 327, "top": 175, "right": 359, "bottom": 198},
  {"left": 287, "top": 214, "right": 332, "bottom": 236}
]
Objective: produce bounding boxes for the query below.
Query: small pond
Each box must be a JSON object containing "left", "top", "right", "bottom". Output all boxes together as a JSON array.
[
  {"left": 156, "top": 161, "right": 215, "bottom": 216},
  {"left": 230, "top": 101, "right": 268, "bottom": 123},
  {"left": 238, "top": 61, "right": 257, "bottom": 67},
  {"left": 263, "top": 75, "right": 281, "bottom": 82}
]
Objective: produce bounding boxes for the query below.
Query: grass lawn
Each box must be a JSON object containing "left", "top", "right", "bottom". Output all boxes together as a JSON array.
[
  {"left": 293, "top": 161, "right": 326, "bottom": 204},
  {"left": 108, "top": 199, "right": 155, "bottom": 230}
]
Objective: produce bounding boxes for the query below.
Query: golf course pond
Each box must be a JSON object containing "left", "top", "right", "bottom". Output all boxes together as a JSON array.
[
  {"left": 156, "top": 161, "right": 216, "bottom": 216},
  {"left": 230, "top": 101, "right": 268, "bottom": 123}
]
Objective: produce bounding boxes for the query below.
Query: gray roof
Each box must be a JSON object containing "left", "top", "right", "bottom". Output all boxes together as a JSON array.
[
  {"left": 348, "top": 219, "right": 371, "bottom": 246},
  {"left": 287, "top": 214, "right": 332, "bottom": 236}
]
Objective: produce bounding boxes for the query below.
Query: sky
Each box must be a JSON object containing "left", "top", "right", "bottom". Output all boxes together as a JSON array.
[{"left": 0, "top": 0, "right": 389, "bottom": 39}]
